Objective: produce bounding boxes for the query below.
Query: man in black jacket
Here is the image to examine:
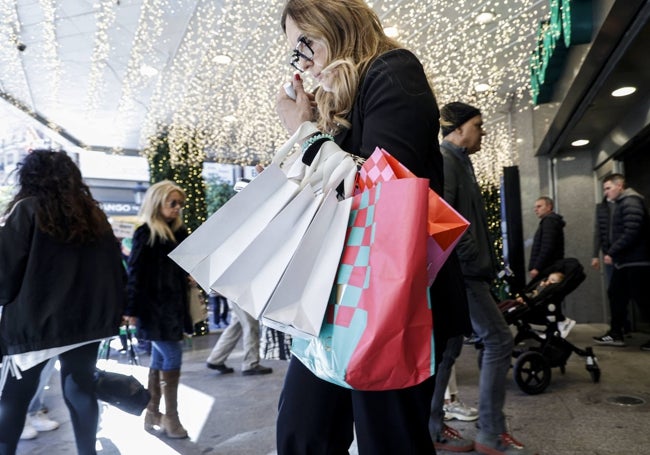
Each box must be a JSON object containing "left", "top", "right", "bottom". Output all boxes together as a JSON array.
[
  {"left": 529, "top": 197, "right": 574, "bottom": 338},
  {"left": 529, "top": 197, "right": 565, "bottom": 279},
  {"left": 429, "top": 102, "right": 533, "bottom": 455},
  {"left": 593, "top": 174, "right": 650, "bottom": 350}
]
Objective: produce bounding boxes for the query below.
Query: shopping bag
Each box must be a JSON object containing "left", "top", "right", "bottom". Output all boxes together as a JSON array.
[
  {"left": 188, "top": 284, "right": 208, "bottom": 324},
  {"left": 357, "top": 147, "right": 469, "bottom": 284},
  {"left": 262, "top": 190, "right": 352, "bottom": 338},
  {"left": 169, "top": 164, "right": 299, "bottom": 292},
  {"left": 292, "top": 178, "right": 433, "bottom": 390},
  {"left": 211, "top": 184, "right": 323, "bottom": 319},
  {"left": 272, "top": 121, "right": 357, "bottom": 198},
  {"left": 94, "top": 369, "right": 150, "bottom": 416}
]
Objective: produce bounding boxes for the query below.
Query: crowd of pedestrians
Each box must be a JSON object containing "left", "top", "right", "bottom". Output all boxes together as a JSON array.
[{"left": 1, "top": 1, "right": 649, "bottom": 455}]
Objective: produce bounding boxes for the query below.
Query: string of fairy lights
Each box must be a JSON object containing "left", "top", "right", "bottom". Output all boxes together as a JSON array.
[
  {"left": 85, "top": 0, "right": 117, "bottom": 114},
  {"left": 0, "top": 0, "right": 550, "bottom": 186}
]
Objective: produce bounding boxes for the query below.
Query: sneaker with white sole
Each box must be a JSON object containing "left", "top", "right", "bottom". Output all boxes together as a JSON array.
[
  {"left": 593, "top": 331, "right": 626, "bottom": 347},
  {"left": 444, "top": 400, "right": 479, "bottom": 421},
  {"left": 475, "top": 431, "right": 534, "bottom": 455},
  {"left": 19, "top": 423, "right": 38, "bottom": 440},
  {"left": 27, "top": 410, "right": 60, "bottom": 432},
  {"left": 558, "top": 318, "right": 576, "bottom": 339},
  {"left": 434, "top": 424, "right": 474, "bottom": 452}
]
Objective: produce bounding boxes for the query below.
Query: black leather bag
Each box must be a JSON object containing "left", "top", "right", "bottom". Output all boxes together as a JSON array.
[{"left": 94, "top": 369, "right": 150, "bottom": 416}]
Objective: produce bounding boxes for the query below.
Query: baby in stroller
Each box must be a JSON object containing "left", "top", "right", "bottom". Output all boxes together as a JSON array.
[{"left": 495, "top": 258, "right": 600, "bottom": 394}]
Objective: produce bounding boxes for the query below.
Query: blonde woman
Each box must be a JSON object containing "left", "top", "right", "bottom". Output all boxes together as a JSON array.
[
  {"left": 125, "top": 180, "right": 192, "bottom": 438},
  {"left": 275, "top": 1, "right": 471, "bottom": 453}
]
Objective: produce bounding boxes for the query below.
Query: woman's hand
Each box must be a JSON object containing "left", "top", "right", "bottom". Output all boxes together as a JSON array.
[{"left": 276, "top": 73, "right": 316, "bottom": 134}]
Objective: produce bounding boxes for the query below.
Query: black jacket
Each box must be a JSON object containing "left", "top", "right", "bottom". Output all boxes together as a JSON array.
[
  {"left": 529, "top": 212, "right": 565, "bottom": 272},
  {"left": 607, "top": 188, "right": 650, "bottom": 266},
  {"left": 593, "top": 197, "right": 613, "bottom": 258},
  {"left": 125, "top": 223, "right": 192, "bottom": 341},
  {"left": 336, "top": 48, "right": 471, "bottom": 340},
  {"left": 0, "top": 197, "right": 125, "bottom": 356},
  {"left": 441, "top": 140, "right": 499, "bottom": 281}
]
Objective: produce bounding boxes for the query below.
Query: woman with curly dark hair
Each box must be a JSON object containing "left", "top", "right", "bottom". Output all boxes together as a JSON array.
[{"left": 0, "top": 149, "right": 125, "bottom": 455}]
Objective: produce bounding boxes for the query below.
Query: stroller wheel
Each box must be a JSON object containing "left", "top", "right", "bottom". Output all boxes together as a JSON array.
[{"left": 513, "top": 351, "right": 551, "bottom": 395}]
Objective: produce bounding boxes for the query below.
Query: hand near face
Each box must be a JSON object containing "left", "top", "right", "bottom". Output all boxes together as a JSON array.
[{"left": 276, "top": 74, "right": 317, "bottom": 134}]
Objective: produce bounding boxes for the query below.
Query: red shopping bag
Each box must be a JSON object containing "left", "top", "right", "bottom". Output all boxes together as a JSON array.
[
  {"left": 358, "top": 147, "right": 469, "bottom": 284},
  {"left": 292, "top": 178, "right": 433, "bottom": 390}
]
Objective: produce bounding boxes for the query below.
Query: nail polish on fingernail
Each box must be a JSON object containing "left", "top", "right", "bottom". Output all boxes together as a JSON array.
[{"left": 294, "top": 73, "right": 301, "bottom": 81}]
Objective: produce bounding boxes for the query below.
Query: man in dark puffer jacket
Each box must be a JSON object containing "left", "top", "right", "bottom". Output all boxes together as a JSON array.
[
  {"left": 528, "top": 196, "right": 574, "bottom": 337},
  {"left": 592, "top": 174, "right": 650, "bottom": 350},
  {"left": 529, "top": 196, "right": 565, "bottom": 279}
]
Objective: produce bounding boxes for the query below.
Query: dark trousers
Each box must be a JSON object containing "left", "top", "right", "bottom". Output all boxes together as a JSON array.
[
  {"left": 608, "top": 265, "right": 650, "bottom": 335},
  {"left": 209, "top": 295, "right": 229, "bottom": 324},
  {"left": 277, "top": 350, "right": 440, "bottom": 454},
  {"left": 0, "top": 342, "right": 100, "bottom": 455}
]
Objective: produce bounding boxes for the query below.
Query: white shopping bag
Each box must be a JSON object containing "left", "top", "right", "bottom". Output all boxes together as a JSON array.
[
  {"left": 262, "top": 190, "right": 352, "bottom": 339},
  {"left": 212, "top": 184, "right": 323, "bottom": 319},
  {"left": 169, "top": 164, "right": 299, "bottom": 292}
]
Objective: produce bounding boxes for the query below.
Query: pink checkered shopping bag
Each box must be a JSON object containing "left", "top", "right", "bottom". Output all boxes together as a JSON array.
[{"left": 358, "top": 147, "right": 469, "bottom": 284}]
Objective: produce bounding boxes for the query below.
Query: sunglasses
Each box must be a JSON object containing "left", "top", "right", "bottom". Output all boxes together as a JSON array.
[{"left": 167, "top": 199, "right": 185, "bottom": 209}]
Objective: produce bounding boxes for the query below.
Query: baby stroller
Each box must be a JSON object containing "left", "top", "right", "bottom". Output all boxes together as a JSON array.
[{"left": 496, "top": 258, "right": 600, "bottom": 394}]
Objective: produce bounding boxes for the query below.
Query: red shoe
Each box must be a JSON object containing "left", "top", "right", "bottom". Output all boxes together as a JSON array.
[{"left": 433, "top": 424, "right": 474, "bottom": 452}]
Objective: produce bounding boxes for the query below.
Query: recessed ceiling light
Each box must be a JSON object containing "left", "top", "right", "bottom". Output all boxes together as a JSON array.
[
  {"left": 384, "top": 26, "right": 399, "bottom": 38},
  {"left": 611, "top": 86, "right": 636, "bottom": 97},
  {"left": 214, "top": 54, "right": 232, "bottom": 65},
  {"left": 475, "top": 11, "right": 496, "bottom": 25},
  {"left": 561, "top": 156, "right": 576, "bottom": 161},
  {"left": 474, "top": 83, "right": 491, "bottom": 92},
  {"left": 571, "top": 139, "right": 589, "bottom": 147},
  {"left": 516, "top": 138, "right": 524, "bottom": 144},
  {"left": 139, "top": 64, "right": 158, "bottom": 77}
]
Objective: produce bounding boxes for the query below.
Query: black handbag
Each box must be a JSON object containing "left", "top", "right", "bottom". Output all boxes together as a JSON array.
[{"left": 94, "top": 369, "right": 150, "bottom": 416}]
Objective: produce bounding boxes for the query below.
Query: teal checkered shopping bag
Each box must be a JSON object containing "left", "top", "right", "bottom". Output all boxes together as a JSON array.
[{"left": 292, "top": 178, "right": 434, "bottom": 390}]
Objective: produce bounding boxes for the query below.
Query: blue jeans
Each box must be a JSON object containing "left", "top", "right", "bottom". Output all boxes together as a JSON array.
[
  {"left": 428, "top": 335, "right": 463, "bottom": 436},
  {"left": 149, "top": 340, "right": 183, "bottom": 371},
  {"left": 465, "top": 278, "right": 513, "bottom": 436}
]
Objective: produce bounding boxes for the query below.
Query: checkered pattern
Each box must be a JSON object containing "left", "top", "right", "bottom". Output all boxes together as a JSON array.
[
  {"left": 357, "top": 149, "right": 397, "bottom": 192},
  {"left": 328, "top": 185, "right": 380, "bottom": 328}
]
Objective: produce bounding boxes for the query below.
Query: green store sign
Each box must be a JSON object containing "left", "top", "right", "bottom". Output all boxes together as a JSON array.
[{"left": 530, "top": 0, "right": 593, "bottom": 105}]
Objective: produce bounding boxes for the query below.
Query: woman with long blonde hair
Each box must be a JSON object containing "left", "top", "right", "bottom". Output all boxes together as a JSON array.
[
  {"left": 274, "top": 1, "right": 471, "bottom": 454},
  {"left": 124, "top": 180, "right": 192, "bottom": 438}
]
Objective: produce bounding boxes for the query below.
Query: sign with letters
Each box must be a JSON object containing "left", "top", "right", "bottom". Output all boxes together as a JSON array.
[{"left": 530, "top": 0, "right": 593, "bottom": 105}]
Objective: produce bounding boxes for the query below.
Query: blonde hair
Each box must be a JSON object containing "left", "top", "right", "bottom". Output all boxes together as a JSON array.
[
  {"left": 139, "top": 180, "right": 186, "bottom": 246},
  {"left": 281, "top": 0, "right": 400, "bottom": 135}
]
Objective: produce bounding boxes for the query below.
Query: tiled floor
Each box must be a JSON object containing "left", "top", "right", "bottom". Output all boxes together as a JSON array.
[{"left": 13, "top": 323, "right": 650, "bottom": 455}]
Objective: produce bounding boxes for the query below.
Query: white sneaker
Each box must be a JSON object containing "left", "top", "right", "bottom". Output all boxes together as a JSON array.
[
  {"left": 28, "top": 410, "right": 60, "bottom": 432},
  {"left": 558, "top": 318, "right": 576, "bottom": 339},
  {"left": 20, "top": 423, "right": 38, "bottom": 440},
  {"left": 443, "top": 400, "right": 479, "bottom": 421}
]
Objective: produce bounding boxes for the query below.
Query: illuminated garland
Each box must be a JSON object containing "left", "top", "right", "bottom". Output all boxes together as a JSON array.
[
  {"left": 85, "top": 0, "right": 117, "bottom": 113},
  {"left": 2, "top": 0, "right": 548, "bottom": 187}
]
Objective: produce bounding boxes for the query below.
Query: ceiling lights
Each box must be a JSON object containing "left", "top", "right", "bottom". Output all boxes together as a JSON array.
[
  {"left": 383, "top": 26, "right": 399, "bottom": 38},
  {"left": 213, "top": 54, "right": 232, "bottom": 65},
  {"left": 0, "top": 0, "right": 549, "bottom": 186},
  {"left": 611, "top": 86, "right": 637, "bottom": 97},
  {"left": 571, "top": 139, "right": 590, "bottom": 147},
  {"left": 475, "top": 11, "right": 496, "bottom": 25}
]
